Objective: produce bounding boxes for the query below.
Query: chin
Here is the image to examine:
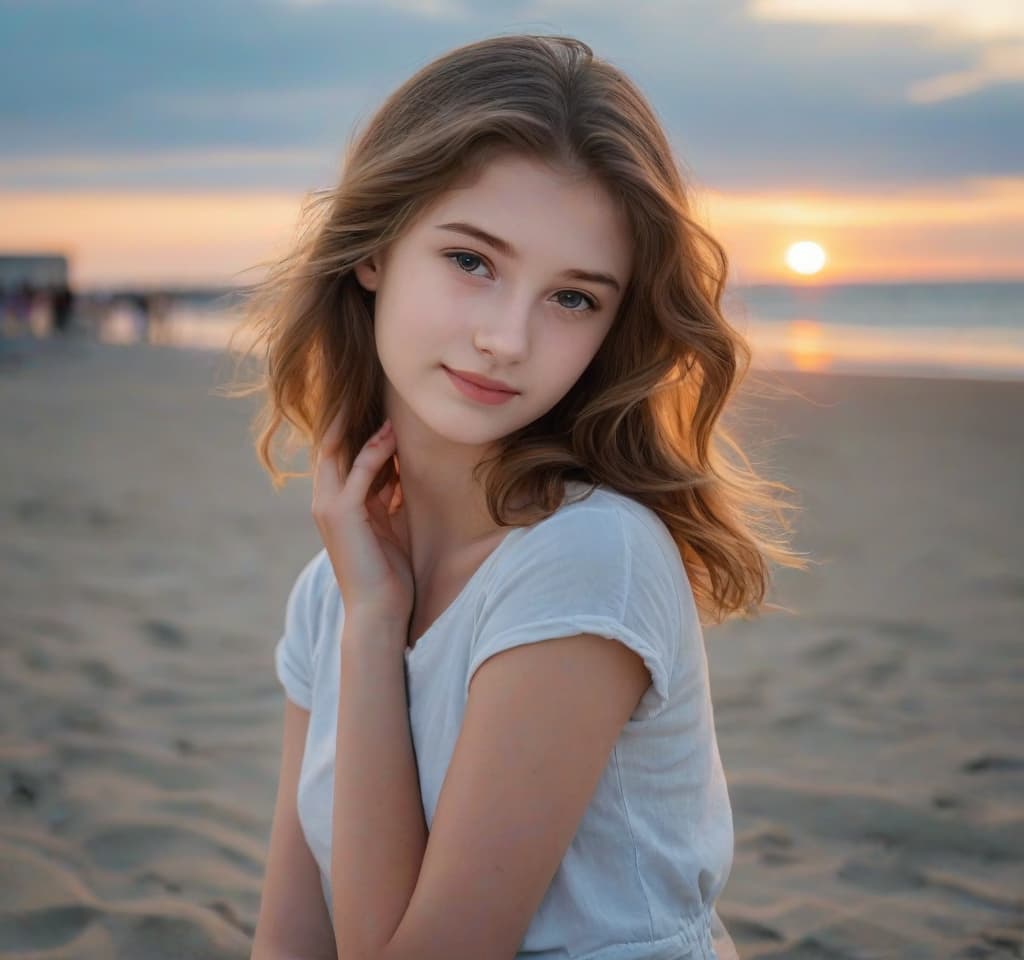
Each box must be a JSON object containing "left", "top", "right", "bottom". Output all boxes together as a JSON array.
[
  {"left": 442, "top": 421, "right": 512, "bottom": 447},
  {"left": 418, "top": 408, "right": 520, "bottom": 447}
]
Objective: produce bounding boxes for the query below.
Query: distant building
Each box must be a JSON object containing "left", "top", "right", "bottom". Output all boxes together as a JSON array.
[{"left": 0, "top": 254, "right": 69, "bottom": 292}]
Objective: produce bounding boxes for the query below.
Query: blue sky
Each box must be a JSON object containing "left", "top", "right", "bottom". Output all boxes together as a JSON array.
[
  {"left": 1, "top": 0, "right": 1020, "bottom": 192},
  {"left": 1, "top": 0, "right": 1021, "bottom": 286}
]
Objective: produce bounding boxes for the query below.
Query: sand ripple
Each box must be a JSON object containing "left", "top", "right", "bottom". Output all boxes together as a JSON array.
[{"left": 3, "top": 344, "right": 1023, "bottom": 958}]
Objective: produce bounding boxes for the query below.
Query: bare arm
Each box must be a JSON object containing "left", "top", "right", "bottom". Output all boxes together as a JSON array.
[
  {"left": 252, "top": 698, "right": 337, "bottom": 960},
  {"left": 332, "top": 627, "right": 651, "bottom": 960},
  {"left": 331, "top": 619, "right": 428, "bottom": 958}
]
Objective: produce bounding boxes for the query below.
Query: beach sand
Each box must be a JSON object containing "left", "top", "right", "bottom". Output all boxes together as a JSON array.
[{"left": 1, "top": 339, "right": 1021, "bottom": 959}]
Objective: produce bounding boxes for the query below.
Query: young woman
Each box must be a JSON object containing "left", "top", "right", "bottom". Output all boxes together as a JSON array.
[{"left": 235, "top": 33, "right": 805, "bottom": 960}]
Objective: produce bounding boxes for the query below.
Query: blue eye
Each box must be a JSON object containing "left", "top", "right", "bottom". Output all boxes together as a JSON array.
[
  {"left": 554, "top": 291, "right": 596, "bottom": 311},
  {"left": 446, "top": 251, "right": 489, "bottom": 276},
  {"left": 444, "top": 251, "right": 598, "bottom": 313}
]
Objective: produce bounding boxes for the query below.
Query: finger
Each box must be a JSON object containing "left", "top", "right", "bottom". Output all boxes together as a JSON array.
[{"left": 341, "top": 420, "right": 396, "bottom": 508}]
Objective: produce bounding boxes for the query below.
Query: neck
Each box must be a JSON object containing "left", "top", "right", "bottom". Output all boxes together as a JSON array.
[{"left": 392, "top": 446, "right": 504, "bottom": 583}]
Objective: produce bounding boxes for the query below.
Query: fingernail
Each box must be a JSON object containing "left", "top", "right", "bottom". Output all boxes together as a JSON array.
[{"left": 379, "top": 419, "right": 393, "bottom": 437}]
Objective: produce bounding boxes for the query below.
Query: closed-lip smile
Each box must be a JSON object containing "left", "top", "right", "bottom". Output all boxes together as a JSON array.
[{"left": 443, "top": 366, "right": 520, "bottom": 394}]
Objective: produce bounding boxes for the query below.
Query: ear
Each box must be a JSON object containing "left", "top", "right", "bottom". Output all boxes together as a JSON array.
[{"left": 353, "top": 255, "right": 381, "bottom": 293}]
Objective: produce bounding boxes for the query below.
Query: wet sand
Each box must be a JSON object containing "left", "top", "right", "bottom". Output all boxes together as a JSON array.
[{"left": 1, "top": 338, "right": 1021, "bottom": 958}]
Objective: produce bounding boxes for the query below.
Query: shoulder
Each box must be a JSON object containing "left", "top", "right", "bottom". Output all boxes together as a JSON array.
[
  {"left": 284, "top": 548, "right": 341, "bottom": 650},
  {"left": 484, "top": 482, "right": 687, "bottom": 613},
  {"left": 276, "top": 548, "right": 339, "bottom": 709},
  {"left": 288, "top": 547, "right": 335, "bottom": 608},
  {"left": 506, "top": 482, "right": 682, "bottom": 580},
  {"left": 545, "top": 481, "right": 670, "bottom": 533},
  {"left": 470, "top": 483, "right": 691, "bottom": 722}
]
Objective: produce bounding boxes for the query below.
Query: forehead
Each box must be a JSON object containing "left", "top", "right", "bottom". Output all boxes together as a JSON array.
[{"left": 414, "top": 153, "right": 633, "bottom": 279}]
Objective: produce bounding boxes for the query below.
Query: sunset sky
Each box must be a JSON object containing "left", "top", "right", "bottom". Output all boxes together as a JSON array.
[{"left": 1, "top": 0, "right": 1021, "bottom": 289}]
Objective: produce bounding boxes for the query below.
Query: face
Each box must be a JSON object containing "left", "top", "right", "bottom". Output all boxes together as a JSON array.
[{"left": 354, "top": 151, "right": 633, "bottom": 453}]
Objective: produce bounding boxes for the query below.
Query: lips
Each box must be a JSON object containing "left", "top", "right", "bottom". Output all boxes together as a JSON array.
[{"left": 443, "top": 366, "right": 519, "bottom": 394}]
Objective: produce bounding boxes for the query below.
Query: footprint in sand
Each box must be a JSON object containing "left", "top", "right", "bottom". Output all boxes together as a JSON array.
[
  {"left": 802, "top": 634, "right": 854, "bottom": 663},
  {"left": 141, "top": 619, "right": 189, "bottom": 649},
  {"left": 962, "top": 754, "right": 1024, "bottom": 774},
  {"left": 76, "top": 658, "right": 120, "bottom": 689}
]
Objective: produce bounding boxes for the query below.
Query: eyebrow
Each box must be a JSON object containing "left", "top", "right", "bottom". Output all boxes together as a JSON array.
[{"left": 435, "top": 221, "right": 622, "bottom": 293}]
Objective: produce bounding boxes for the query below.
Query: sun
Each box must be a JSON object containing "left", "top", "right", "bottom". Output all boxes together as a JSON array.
[{"left": 785, "top": 241, "right": 827, "bottom": 276}]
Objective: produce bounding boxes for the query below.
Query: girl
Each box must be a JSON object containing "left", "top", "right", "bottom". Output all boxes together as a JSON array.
[{"left": 234, "top": 33, "right": 805, "bottom": 960}]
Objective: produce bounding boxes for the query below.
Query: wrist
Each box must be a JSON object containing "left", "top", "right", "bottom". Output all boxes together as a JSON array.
[{"left": 341, "top": 613, "right": 408, "bottom": 654}]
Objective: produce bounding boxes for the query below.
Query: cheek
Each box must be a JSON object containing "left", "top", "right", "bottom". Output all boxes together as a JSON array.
[
  {"left": 373, "top": 299, "right": 414, "bottom": 382},
  {"left": 374, "top": 295, "right": 424, "bottom": 355},
  {"left": 378, "top": 272, "right": 464, "bottom": 345},
  {"left": 375, "top": 301, "right": 460, "bottom": 391},
  {"left": 542, "top": 328, "right": 607, "bottom": 381}
]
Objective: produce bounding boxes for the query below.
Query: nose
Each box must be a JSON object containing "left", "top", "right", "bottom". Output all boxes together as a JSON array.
[{"left": 472, "top": 293, "right": 531, "bottom": 362}]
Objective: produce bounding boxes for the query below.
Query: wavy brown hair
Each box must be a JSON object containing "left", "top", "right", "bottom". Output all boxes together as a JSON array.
[{"left": 223, "top": 33, "right": 810, "bottom": 627}]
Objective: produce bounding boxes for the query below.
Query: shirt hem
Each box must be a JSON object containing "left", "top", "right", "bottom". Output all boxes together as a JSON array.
[{"left": 557, "top": 907, "right": 718, "bottom": 959}]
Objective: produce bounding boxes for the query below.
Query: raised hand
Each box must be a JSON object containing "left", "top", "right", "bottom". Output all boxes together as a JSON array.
[{"left": 311, "top": 413, "right": 413, "bottom": 637}]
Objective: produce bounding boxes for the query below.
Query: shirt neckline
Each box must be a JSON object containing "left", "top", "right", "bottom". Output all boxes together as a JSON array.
[
  {"left": 402, "top": 481, "right": 601, "bottom": 663},
  {"left": 403, "top": 523, "right": 525, "bottom": 662}
]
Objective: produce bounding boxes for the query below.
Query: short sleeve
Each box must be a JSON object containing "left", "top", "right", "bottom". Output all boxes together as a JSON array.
[
  {"left": 466, "top": 500, "right": 684, "bottom": 722},
  {"left": 274, "top": 549, "right": 329, "bottom": 710}
]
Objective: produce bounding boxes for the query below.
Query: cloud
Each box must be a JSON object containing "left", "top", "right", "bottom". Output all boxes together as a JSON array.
[
  {"left": 907, "top": 42, "right": 1024, "bottom": 103},
  {"left": 704, "top": 175, "right": 1024, "bottom": 227},
  {"left": 282, "top": 0, "right": 469, "bottom": 16},
  {"left": 0, "top": 0, "right": 1020, "bottom": 192},
  {"left": 0, "top": 147, "right": 335, "bottom": 190},
  {"left": 150, "top": 84, "right": 373, "bottom": 124},
  {"left": 748, "top": 0, "right": 1023, "bottom": 40},
  {"left": 749, "top": 0, "right": 1024, "bottom": 102}
]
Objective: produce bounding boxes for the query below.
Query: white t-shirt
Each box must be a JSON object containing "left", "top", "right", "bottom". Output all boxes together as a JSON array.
[{"left": 275, "top": 481, "right": 738, "bottom": 960}]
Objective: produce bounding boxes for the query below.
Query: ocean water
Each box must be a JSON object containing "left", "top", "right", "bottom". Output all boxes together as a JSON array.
[
  {"left": 91, "top": 280, "right": 1024, "bottom": 382},
  {"left": 724, "top": 280, "right": 1024, "bottom": 381}
]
